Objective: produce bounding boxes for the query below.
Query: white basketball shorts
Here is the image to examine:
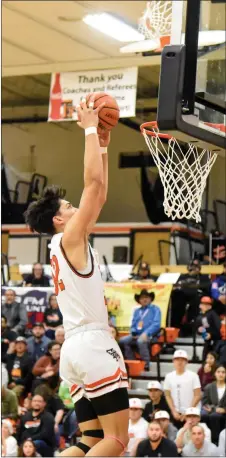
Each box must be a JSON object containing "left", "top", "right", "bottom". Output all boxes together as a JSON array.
[{"left": 60, "top": 326, "right": 128, "bottom": 403}]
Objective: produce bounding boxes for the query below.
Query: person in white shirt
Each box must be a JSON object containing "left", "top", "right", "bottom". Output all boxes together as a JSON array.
[
  {"left": 176, "top": 407, "right": 211, "bottom": 450},
  {"left": 218, "top": 428, "right": 226, "bottom": 456},
  {"left": 126, "top": 398, "right": 149, "bottom": 456},
  {"left": 164, "top": 350, "right": 201, "bottom": 427},
  {"left": 1, "top": 419, "right": 18, "bottom": 457},
  {"left": 182, "top": 425, "right": 220, "bottom": 457}
]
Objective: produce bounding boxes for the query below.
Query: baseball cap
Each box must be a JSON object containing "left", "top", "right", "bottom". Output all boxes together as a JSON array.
[
  {"left": 33, "top": 322, "right": 44, "bottom": 328},
  {"left": 147, "top": 381, "right": 163, "bottom": 391},
  {"left": 15, "top": 336, "right": 27, "bottom": 344},
  {"left": 200, "top": 296, "right": 213, "bottom": 305},
  {"left": 154, "top": 411, "right": 170, "bottom": 420},
  {"left": 185, "top": 407, "right": 200, "bottom": 416},
  {"left": 173, "top": 349, "right": 188, "bottom": 360},
  {"left": 129, "top": 398, "right": 143, "bottom": 409}
]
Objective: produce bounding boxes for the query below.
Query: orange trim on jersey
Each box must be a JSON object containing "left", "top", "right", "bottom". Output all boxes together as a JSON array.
[{"left": 60, "top": 240, "right": 94, "bottom": 278}]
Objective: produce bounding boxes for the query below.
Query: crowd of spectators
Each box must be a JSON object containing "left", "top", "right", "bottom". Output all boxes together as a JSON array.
[{"left": 1, "top": 249, "right": 225, "bottom": 456}]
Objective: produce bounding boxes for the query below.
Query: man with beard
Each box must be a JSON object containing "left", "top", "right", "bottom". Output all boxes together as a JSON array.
[
  {"left": 135, "top": 420, "right": 178, "bottom": 457},
  {"left": 17, "top": 393, "right": 55, "bottom": 457},
  {"left": 27, "top": 322, "right": 51, "bottom": 364}
]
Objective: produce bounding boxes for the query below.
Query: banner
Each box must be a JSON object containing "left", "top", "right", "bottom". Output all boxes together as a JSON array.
[
  {"left": 105, "top": 282, "right": 172, "bottom": 331},
  {"left": 2, "top": 283, "right": 172, "bottom": 332},
  {"left": 1, "top": 287, "right": 53, "bottom": 329},
  {"left": 48, "top": 67, "right": 138, "bottom": 122}
]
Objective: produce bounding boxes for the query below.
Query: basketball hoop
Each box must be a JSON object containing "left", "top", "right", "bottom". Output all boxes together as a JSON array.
[
  {"left": 138, "top": 1, "right": 172, "bottom": 50},
  {"left": 140, "top": 121, "right": 221, "bottom": 223}
]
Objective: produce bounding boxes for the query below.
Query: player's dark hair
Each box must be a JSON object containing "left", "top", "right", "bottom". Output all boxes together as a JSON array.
[{"left": 24, "top": 185, "right": 66, "bottom": 235}]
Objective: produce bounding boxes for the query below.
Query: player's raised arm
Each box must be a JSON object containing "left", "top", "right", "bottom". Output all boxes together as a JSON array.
[
  {"left": 62, "top": 96, "right": 105, "bottom": 246},
  {"left": 86, "top": 129, "right": 110, "bottom": 235}
]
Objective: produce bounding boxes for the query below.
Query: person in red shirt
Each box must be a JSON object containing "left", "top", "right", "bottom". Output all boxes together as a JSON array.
[{"left": 198, "top": 351, "right": 217, "bottom": 390}]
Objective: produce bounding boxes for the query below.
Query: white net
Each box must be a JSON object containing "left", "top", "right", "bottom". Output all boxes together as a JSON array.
[
  {"left": 138, "top": 1, "right": 172, "bottom": 40},
  {"left": 142, "top": 126, "right": 218, "bottom": 222}
]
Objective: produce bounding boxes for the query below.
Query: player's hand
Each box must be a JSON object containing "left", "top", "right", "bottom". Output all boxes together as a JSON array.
[
  {"left": 98, "top": 129, "right": 111, "bottom": 147},
  {"left": 205, "top": 333, "right": 211, "bottom": 340},
  {"left": 76, "top": 95, "right": 105, "bottom": 129}
]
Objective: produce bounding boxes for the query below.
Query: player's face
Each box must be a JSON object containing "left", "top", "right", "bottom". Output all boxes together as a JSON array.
[{"left": 58, "top": 200, "right": 77, "bottom": 226}]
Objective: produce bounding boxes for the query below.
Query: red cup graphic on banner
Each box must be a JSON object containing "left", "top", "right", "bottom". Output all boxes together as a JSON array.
[{"left": 49, "top": 73, "right": 62, "bottom": 120}]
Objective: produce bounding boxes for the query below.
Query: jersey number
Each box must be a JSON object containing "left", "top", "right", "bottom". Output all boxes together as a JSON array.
[{"left": 51, "top": 255, "right": 65, "bottom": 296}]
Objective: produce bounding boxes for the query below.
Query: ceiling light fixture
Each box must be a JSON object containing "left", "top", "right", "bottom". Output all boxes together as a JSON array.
[
  {"left": 83, "top": 13, "right": 145, "bottom": 42},
  {"left": 120, "top": 30, "right": 226, "bottom": 53}
]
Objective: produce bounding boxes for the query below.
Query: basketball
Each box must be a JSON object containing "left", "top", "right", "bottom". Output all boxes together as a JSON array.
[{"left": 86, "top": 92, "right": 120, "bottom": 131}]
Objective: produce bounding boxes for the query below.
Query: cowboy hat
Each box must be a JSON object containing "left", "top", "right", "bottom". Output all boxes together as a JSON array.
[{"left": 134, "top": 289, "right": 155, "bottom": 303}]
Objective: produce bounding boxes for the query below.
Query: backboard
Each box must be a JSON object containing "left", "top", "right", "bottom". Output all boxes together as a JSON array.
[{"left": 156, "top": 0, "right": 226, "bottom": 153}]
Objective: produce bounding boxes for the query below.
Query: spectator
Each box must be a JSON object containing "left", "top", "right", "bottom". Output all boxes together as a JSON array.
[
  {"left": 6, "top": 337, "right": 33, "bottom": 398},
  {"left": 2, "top": 290, "right": 27, "bottom": 335},
  {"left": 17, "top": 394, "right": 55, "bottom": 457},
  {"left": 198, "top": 351, "right": 217, "bottom": 390},
  {"left": 131, "top": 262, "right": 157, "bottom": 282},
  {"left": 120, "top": 290, "right": 161, "bottom": 371},
  {"left": 58, "top": 380, "right": 79, "bottom": 439},
  {"left": 196, "top": 296, "right": 221, "bottom": 360},
  {"left": 32, "top": 341, "right": 61, "bottom": 391},
  {"left": 1, "top": 315, "right": 17, "bottom": 363},
  {"left": 27, "top": 323, "right": 51, "bottom": 364},
  {"left": 135, "top": 420, "right": 178, "bottom": 457},
  {"left": 143, "top": 381, "right": 170, "bottom": 422},
  {"left": 164, "top": 350, "right": 201, "bottom": 428},
  {"left": 1, "top": 419, "right": 18, "bottom": 457},
  {"left": 171, "top": 261, "right": 210, "bottom": 334},
  {"left": 218, "top": 428, "right": 226, "bottom": 456},
  {"left": 34, "top": 384, "right": 65, "bottom": 447},
  {"left": 215, "top": 340, "right": 226, "bottom": 366},
  {"left": 176, "top": 407, "right": 211, "bottom": 450},
  {"left": 126, "top": 398, "right": 149, "bottom": 456},
  {"left": 182, "top": 425, "right": 220, "bottom": 457},
  {"left": 2, "top": 382, "right": 18, "bottom": 420},
  {"left": 201, "top": 365, "right": 226, "bottom": 444},
  {"left": 154, "top": 411, "right": 177, "bottom": 441},
  {"left": 20, "top": 439, "right": 41, "bottom": 457},
  {"left": 44, "top": 294, "right": 63, "bottom": 339},
  {"left": 55, "top": 326, "right": 65, "bottom": 346},
  {"left": 211, "top": 261, "right": 226, "bottom": 311},
  {"left": 24, "top": 263, "right": 50, "bottom": 287}
]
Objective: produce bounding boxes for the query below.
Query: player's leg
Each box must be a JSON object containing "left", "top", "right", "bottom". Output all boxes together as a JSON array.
[
  {"left": 86, "top": 388, "right": 129, "bottom": 457},
  {"left": 60, "top": 396, "right": 103, "bottom": 457}
]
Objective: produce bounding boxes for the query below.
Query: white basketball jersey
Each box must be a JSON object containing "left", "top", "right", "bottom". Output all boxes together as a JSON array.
[{"left": 49, "top": 233, "right": 108, "bottom": 337}]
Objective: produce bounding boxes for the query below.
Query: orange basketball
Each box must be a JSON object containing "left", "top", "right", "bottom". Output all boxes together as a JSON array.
[{"left": 86, "top": 92, "right": 120, "bottom": 131}]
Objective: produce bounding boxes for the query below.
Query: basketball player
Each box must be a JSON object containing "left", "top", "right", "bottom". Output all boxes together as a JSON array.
[{"left": 24, "top": 95, "right": 129, "bottom": 457}]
